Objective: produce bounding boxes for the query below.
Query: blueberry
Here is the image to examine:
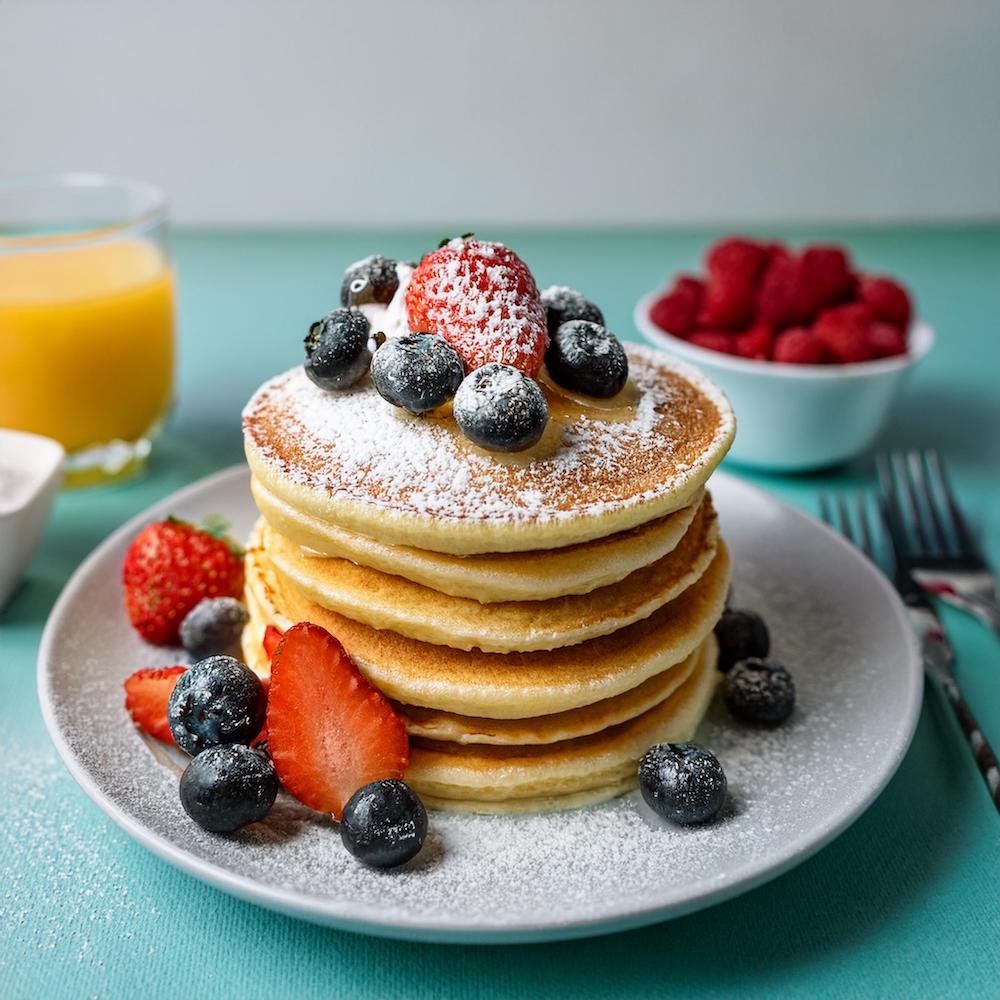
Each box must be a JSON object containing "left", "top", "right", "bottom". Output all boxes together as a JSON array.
[
  {"left": 546, "top": 320, "right": 629, "bottom": 398},
  {"left": 453, "top": 363, "right": 549, "bottom": 452},
  {"left": 370, "top": 333, "right": 465, "bottom": 414},
  {"left": 304, "top": 308, "right": 373, "bottom": 391},
  {"left": 540, "top": 285, "right": 605, "bottom": 337},
  {"left": 714, "top": 608, "right": 770, "bottom": 673},
  {"left": 340, "top": 779, "right": 428, "bottom": 868},
  {"left": 724, "top": 658, "right": 795, "bottom": 726},
  {"left": 638, "top": 742, "right": 727, "bottom": 824},
  {"left": 340, "top": 255, "right": 399, "bottom": 307},
  {"left": 167, "top": 655, "right": 267, "bottom": 756},
  {"left": 179, "top": 744, "right": 278, "bottom": 833},
  {"left": 179, "top": 597, "right": 249, "bottom": 661}
]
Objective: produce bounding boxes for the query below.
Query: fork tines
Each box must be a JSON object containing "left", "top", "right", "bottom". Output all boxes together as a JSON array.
[
  {"left": 819, "top": 491, "right": 876, "bottom": 560},
  {"left": 877, "top": 450, "right": 981, "bottom": 564}
]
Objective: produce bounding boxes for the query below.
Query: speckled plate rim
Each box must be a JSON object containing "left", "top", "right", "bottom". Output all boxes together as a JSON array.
[{"left": 38, "top": 465, "right": 922, "bottom": 944}]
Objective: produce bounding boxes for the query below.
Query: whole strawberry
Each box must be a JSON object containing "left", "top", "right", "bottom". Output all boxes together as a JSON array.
[
  {"left": 123, "top": 517, "right": 245, "bottom": 645},
  {"left": 405, "top": 237, "right": 548, "bottom": 376}
]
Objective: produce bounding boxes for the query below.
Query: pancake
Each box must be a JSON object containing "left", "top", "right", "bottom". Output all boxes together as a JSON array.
[
  {"left": 395, "top": 650, "right": 698, "bottom": 745},
  {"left": 243, "top": 597, "right": 699, "bottom": 745},
  {"left": 260, "top": 495, "right": 718, "bottom": 653},
  {"left": 243, "top": 345, "right": 735, "bottom": 555},
  {"left": 418, "top": 779, "right": 637, "bottom": 815},
  {"left": 251, "top": 475, "right": 704, "bottom": 603},
  {"left": 242, "top": 530, "right": 731, "bottom": 718},
  {"left": 406, "top": 636, "right": 720, "bottom": 810}
]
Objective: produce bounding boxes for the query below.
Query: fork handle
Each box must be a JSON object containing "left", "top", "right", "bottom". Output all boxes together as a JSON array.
[
  {"left": 936, "top": 591, "right": 1000, "bottom": 639},
  {"left": 939, "top": 676, "right": 1000, "bottom": 813}
]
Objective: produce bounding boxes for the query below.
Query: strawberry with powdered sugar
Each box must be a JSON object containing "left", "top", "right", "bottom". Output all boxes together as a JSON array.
[{"left": 405, "top": 237, "right": 549, "bottom": 377}]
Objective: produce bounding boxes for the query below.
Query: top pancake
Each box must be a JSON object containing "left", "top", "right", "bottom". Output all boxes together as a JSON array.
[{"left": 243, "top": 344, "right": 735, "bottom": 555}]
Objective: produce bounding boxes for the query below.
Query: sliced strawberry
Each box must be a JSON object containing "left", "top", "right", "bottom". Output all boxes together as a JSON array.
[
  {"left": 123, "top": 665, "right": 187, "bottom": 744},
  {"left": 266, "top": 622, "right": 409, "bottom": 819},
  {"left": 248, "top": 628, "right": 282, "bottom": 748},
  {"left": 249, "top": 675, "right": 272, "bottom": 748},
  {"left": 262, "top": 624, "right": 284, "bottom": 659}
]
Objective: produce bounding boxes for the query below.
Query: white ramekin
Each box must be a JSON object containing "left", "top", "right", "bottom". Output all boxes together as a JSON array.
[{"left": 0, "top": 429, "right": 64, "bottom": 609}]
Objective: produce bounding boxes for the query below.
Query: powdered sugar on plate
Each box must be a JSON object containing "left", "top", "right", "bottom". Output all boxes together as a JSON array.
[{"left": 37, "top": 467, "right": 920, "bottom": 941}]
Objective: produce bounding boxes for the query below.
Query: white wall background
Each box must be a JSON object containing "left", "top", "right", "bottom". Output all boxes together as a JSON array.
[{"left": 3, "top": 0, "right": 999, "bottom": 227}]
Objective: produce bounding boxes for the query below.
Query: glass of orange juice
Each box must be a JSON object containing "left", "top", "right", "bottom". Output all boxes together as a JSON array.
[{"left": 0, "top": 173, "right": 175, "bottom": 487}]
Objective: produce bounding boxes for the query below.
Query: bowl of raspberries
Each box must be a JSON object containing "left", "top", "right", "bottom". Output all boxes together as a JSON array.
[{"left": 634, "top": 236, "right": 933, "bottom": 471}]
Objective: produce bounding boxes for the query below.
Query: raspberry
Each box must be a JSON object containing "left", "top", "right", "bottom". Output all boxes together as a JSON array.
[
  {"left": 689, "top": 330, "right": 736, "bottom": 354},
  {"left": 732, "top": 323, "right": 774, "bottom": 360},
  {"left": 868, "top": 322, "right": 907, "bottom": 358},
  {"left": 798, "top": 246, "right": 855, "bottom": 318},
  {"left": 773, "top": 327, "right": 828, "bottom": 364},
  {"left": 814, "top": 304, "right": 875, "bottom": 363},
  {"left": 697, "top": 238, "right": 768, "bottom": 329},
  {"left": 754, "top": 249, "right": 806, "bottom": 328},
  {"left": 858, "top": 275, "right": 912, "bottom": 330},
  {"left": 649, "top": 276, "right": 703, "bottom": 335}
]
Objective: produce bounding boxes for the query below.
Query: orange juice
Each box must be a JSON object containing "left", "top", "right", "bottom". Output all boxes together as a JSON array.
[{"left": 0, "top": 238, "right": 175, "bottom": 477}]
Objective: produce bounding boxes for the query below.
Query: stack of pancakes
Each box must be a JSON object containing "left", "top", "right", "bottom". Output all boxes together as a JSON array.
[{"left": 241, "top": 344, "right": 735, "bottom": 813}]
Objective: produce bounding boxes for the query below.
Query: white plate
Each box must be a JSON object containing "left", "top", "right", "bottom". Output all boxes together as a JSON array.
[{"left": 38, "top": 466, "right": 921, "bottom": 943}]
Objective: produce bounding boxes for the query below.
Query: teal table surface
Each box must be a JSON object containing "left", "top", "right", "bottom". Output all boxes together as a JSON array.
[{"left": 2, "top": 227, "right": 999, "bottom": 1000}]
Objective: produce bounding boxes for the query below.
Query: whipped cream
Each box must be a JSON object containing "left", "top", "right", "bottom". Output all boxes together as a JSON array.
[{"left": 358, "top": 261, "right": 414, "bottom": 340}]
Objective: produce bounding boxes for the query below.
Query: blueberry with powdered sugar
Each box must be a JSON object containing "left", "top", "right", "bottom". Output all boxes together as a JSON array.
[
  {"left": 304, "top": 308, "right": 373, "bottom": 391},
  {"left": 540, "top": 285, "right": 605, "bottom": 336},
  {"left": 453, "top": 363, "right": 549, "bottom": 453},
  {"left": 639, "top": 742, "right": 728, "bottom": 824},
  {"left": 167, "top": 655, "right": 267, "bottom": 756},
  {"left": 724, "top": 658, "right": 795, "bottom": 726},
  {"left": 370, "top": 333, "right": 465, "bottom": 415},
  {"left": 546, "top": 320, "right": 629, "bottom": 398},
  {"left": 340, "top": 254, "right": 399, "bottom": 307}
]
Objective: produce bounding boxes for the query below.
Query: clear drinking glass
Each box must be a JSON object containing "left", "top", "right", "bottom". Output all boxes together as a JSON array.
[{"left": 0, "top": 173, "right": 176, "bottom": 486}]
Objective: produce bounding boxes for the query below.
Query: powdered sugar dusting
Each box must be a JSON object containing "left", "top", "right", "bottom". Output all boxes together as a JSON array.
[{"left": 242, "top": 346, "right": 733, "bottom": 526}]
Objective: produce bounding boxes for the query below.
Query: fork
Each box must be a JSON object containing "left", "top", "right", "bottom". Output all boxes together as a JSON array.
[
  {"left": 877, "top": 450, "right": 1000, "bottom": 638},
  {"left": 820, "top": 490, "right": 1000, "bottom": 812}
]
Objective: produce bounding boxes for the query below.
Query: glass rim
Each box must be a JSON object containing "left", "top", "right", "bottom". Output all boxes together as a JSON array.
[{"left": 0, "top": 171, "right": 169, "bottom": 250}]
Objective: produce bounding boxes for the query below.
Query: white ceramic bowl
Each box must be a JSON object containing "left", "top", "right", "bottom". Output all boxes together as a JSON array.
[
  {"left": 0, "top": 429, "right": 64, "bottom": 609},
  {"left": 634, "top": 290, "right": 934, "bottom": 472}
]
